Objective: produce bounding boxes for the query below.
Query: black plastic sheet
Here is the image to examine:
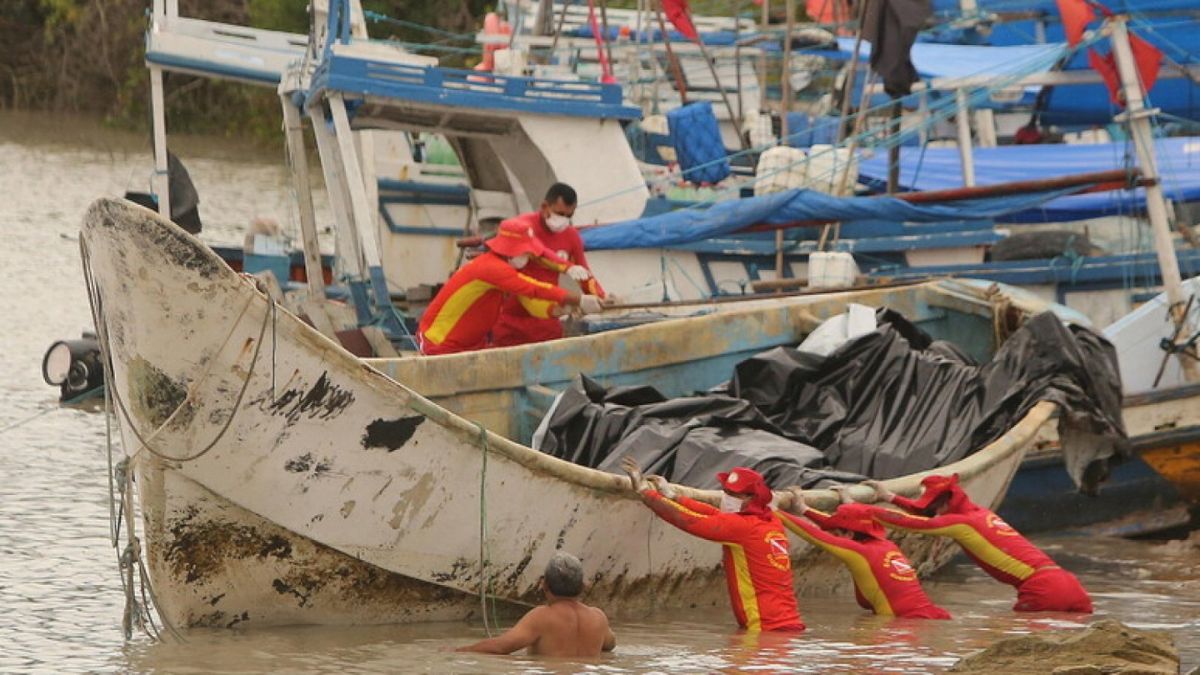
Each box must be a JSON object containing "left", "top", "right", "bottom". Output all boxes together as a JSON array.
[{"left": 534, "top": 309, "right": 1128, "bottom": 492}]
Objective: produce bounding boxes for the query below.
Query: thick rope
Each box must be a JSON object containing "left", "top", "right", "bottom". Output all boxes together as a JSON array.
[{"left": 476, "top": 422, "right": 496, "bottom": 637}]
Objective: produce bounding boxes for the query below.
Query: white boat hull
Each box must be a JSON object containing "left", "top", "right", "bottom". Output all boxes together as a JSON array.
[{"left": 82, "top": 199, "right": 1050, "bottom": 629}]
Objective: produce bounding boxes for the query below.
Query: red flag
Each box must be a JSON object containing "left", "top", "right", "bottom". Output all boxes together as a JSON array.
[
  {"left": 660, "top": 0, "right": 699, "bottom": 42},
  {"left": 1055, "top": 0, "right": 1095, "bottom": 46},
  {"left": 1087, "top": 33, "right": 1162, "bottom": 107},
  {"left": 1131, "top": 33, "right": 1163, "bottom": 96},
  {"left": 1087, "top": 48, "right": 1122, "bottom": 105}
]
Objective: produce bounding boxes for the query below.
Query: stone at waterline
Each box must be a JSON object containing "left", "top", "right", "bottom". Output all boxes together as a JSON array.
[{"left": 949, "top": 619, "right": 1179, "bottom": 674}]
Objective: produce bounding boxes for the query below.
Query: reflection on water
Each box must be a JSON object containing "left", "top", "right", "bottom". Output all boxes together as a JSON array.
[{"left": 0, "top": 111, "right": 1197, "bottom": 673}]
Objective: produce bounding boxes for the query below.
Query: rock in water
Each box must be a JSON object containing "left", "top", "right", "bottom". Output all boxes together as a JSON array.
[{"left": 950, "top": 620, "right": 1179, "bottom": 674}]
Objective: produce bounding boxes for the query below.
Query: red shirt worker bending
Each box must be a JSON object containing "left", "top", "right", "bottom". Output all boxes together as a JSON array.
[
  {"left": 417, "top": 220, "right": 602, "bottom": 355},
  {"left": 492, "top": 182, "right": 606, "bottom": 347}
]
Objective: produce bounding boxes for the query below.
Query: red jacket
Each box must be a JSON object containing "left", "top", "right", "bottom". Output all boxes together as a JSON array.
[
  {"left": 865, "top": 494, "right": 1092, "bottom": 613},
  {"left": 641, "top": 491, "right": 805, "bottom": 632},
  {"left": 777, "top": 509, "right": 950, "bottom": 619},
  {"left": 417, "top": 251, "right": 567, "bottom": 355},
  {"left": 866, "top": 495, "right": 1057, "bottom": 588},
  {"left": 493, "top": 212, "right": 604, "bottom": 347}
]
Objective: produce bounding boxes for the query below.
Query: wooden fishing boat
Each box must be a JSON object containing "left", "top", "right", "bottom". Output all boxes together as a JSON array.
[{"left": 82, "top": 198, "right": 1056, "bottom": 629}]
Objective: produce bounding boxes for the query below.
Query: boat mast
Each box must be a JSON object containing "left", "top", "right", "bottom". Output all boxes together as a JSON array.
[
  {"left": 149, "top": 0, "right": 176, "bottom": 221},
  {"left": 1108, "top": 15, "right": 1197, "bottom": 380}
]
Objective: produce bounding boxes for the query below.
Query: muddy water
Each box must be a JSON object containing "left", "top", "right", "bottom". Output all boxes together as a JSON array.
[{"left": 1, "top": 111, "right": 1197, "bottom": 673}]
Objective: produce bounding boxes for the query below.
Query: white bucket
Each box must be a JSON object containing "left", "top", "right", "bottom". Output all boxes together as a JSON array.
[{"left": 808, "top": 251, "right": 860, "bottom": 289}]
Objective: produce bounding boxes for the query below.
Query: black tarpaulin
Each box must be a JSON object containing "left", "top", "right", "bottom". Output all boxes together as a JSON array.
[{"left": 534, "top": 309, "right": 1128, "bottom": 493}]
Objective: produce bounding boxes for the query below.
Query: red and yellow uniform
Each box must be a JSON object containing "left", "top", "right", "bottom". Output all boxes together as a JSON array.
[
  {"left": 777, "top": 503, "right": 950, "bottom": 619},
  {"left": 638, "top": 467, "right": 805, "bottom": 632},
  {"left": 417, "top": 250, "right": 567, "bottom": 355},
  {"left": 492, "top": 212, "right": 605, "bottom": 347},
  {"left": 866, "top": 474, "right": 1093, "bottom": 613},
  {"left": 640, "top": 491, "right": 805, "bottom": 631}
]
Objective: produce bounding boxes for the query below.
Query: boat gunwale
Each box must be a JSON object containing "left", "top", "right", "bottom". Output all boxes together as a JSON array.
[{"left": 85, "top": 197, "right": 1058, "bottom": 512}]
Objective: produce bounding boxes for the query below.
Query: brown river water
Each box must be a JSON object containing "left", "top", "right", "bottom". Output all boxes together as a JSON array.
[{"left": 1, "top": 111, "right": 1197, "bottom": 673}]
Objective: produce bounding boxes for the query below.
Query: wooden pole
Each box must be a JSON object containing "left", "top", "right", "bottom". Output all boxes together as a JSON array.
[
  {"left": 599, "top": 0, "right": 615, "bottom": 70},
  {"left": 776, "top": 0, "right": 796, "bottom": 280},
  {"left": 655, "top": 0, "right": 689, "bottom": 104},
  {"left": 149, "top": 66, "right": 170, "bottom": 221},
  {"left": 1109, "top": 15, "right": 1195, "bottom": 381},
  {"left": 887, "top": 100, "right": 902, "bottom": 194},
  {"left": 955, "top": 88, "right": 976, "bottom": 187},
  {"left": 280, "top": 94, "right": 327, "bottom": 299}
]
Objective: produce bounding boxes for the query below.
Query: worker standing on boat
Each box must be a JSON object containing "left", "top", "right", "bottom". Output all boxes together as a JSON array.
[
  {"left": 778, "top": 489, "right": 951, "bottom": 619},
  {"left": 417, "top": 220, "right": 603, "bottom": 355},
  {"left": 457, "top": 551, "right": 617, "bottom": 657},
  {"left": 861, "top": 474, "right": 1093, "bottom": 613},
  {"left": 492, "top": 183, "right": 606, "bottom": 348},
  {"left": 620, "top": 458, "right": 806, "bottom": 632}
]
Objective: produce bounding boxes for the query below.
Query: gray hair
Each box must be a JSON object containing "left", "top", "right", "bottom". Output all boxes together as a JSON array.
[{"left": 544, "top": 551, "right": 585, "bottom": 597}]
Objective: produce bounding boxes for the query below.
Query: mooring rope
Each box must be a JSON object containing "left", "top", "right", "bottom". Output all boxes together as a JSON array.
[{"left": 476, "top": 421, "right": 498, "bottom": 637}]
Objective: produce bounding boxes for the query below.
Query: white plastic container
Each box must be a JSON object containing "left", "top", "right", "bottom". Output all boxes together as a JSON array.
[
  {"left": 803, "top": 144, "right": 859, "bottom": 195},
  {"left": 807, "top": 251, "right": 860, "bottom": 289},
  {"left": 742, "top": 109, "right": 776, "bottom": 149},
  {"left": 754, "top": 146, "right": 808, "bottom": 196}
]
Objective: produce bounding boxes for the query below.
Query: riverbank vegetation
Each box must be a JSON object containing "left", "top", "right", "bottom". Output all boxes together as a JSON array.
[{"left": 0, "top": 1, "right": 490, "bottom": 143}]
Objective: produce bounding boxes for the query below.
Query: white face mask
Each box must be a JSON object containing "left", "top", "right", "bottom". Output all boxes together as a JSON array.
[
  {"left": 509, "top": 254, "right": 530, "bottom": 269},
  {"left": 545, "top": 213, "right": 572, "bottom": 233},
  {"left": 720, "top": 493, "right": 745, "bottom": 514}
]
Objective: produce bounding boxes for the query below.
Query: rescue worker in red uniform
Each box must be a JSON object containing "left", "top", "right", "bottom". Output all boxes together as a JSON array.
[
  {"left": 417, "top": 220, "right": 603, "bottom": 355},
  {"left": 862, "top": 474, "right": 1093, "bottom": 613},
  {"left": 778, "top": 490, "right": 951, "bottom": 619},
  {"left": 492, "top": 183, "right": 606, "bottom": 348},
  {"left": 620, "top": 458, "right": 805, "bottom": 632}
]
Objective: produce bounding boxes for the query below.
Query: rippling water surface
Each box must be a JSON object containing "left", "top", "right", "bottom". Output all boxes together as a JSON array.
[{"left": 1, "top": 111, "right": 1197, "bottom": 674}]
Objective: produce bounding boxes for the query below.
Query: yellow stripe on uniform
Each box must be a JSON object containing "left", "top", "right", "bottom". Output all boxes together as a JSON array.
[
  {"left": 516, "top": 294, "right": 557, "bottom": 319},
  {"left": 887, "top": 520, "right": 1036, "bottom": 581},
  {"left": 423, "top": 279, "right": 494, "bottom": 344},
  {"left": 727, "top": 543, "right": 761, "bottom": 630},
  {"left": 839, "top": 550, "right": 894, "bottom": 616},
  {"left": 780, "top": 517, "right": 894, "bottom": 616}
]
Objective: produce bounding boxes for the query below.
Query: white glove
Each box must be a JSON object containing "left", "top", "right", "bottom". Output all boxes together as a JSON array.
[
  {"left": 566, "top": 265, "right": 591, "bottom": 282},
  {"left": 647, "top": 475, "right": 677, "bottom": 499},
  {"left": 864, "top": 479, "right": 894, "bottom": 502},
  {"left": 787, "top": 487, "right": 808, "bottom": 513},
  {"left": 620, "top": 457, "right": 649, "bottom": 493},
  {"left": 579, "top": 294, "right": 603, "bottom": 314}
]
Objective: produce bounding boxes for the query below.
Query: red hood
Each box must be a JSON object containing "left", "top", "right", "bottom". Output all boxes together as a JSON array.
[
  {"left": 717, "top": 467, "right": 774, "bottom": 520},
  {"left": 823, "top": 503, "right": 888, "bottom": 539},
  {"left": 911, "top": 473, "right": 973, "bottom": 512}
]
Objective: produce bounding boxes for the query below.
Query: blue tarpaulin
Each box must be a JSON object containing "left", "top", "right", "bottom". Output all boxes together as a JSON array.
[
  {"left": 837, "top": 38, "right": 1063, "bottom": 84},
  {"left": 579, "top": 185, "right": 1082, "bottom": 250},
  {"left": 857, "top": 137, "right": 1200, "bottom": 222}
]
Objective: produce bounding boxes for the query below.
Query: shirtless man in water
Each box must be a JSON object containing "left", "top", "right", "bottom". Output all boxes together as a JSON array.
[{"left": 457, "top": 551, "right": 616, "bottom": 657}]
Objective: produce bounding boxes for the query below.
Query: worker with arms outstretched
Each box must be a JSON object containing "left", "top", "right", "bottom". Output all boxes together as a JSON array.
[
  {"left": 778, "top": 488, "right": 951, "bottom": 619},
  {"left": 621, "top": 458, "right": 805, "bottom": 632},
  {"left": 861, "top": 474, "right": 1093, "bottom": 613}
]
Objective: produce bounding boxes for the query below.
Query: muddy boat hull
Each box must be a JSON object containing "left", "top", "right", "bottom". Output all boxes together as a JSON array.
[{"left": 82, "top": 199, "right": 1051, "bottom": 629}]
